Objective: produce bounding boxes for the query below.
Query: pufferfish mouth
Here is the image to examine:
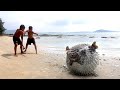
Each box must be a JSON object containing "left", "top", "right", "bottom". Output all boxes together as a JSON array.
[{"left": 69, "top": 58, "right": 77, "bottom": 61}]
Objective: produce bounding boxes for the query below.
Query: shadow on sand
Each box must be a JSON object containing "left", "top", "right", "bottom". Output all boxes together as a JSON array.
[
  {"left": 1, "top": 53, "right": 26, "bottom": 59},
  {"left": 26, "top": 53, "right": 36, "bottom": 54},
  {"left": 1, "top": 53, "right": 13, "bottom": 59},
  {"left": 68, "top": 71, "right": 98, "bottom": 78}
]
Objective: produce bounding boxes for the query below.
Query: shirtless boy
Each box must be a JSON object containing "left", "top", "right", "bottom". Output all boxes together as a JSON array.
[
  {"left": 24, "top": 26, "right": 38, "bottom": 54},
  {"left": 13, "top": 25, "right": 25, "bottom": 55}
]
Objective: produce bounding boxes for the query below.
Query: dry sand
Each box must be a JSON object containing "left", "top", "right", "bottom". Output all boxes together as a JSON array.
[{"left": 0, "top": 36, "right": 120, "bottom": 79}]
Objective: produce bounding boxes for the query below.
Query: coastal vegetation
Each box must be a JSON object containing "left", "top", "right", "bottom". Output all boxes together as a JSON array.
[{"left": 0, "top": 18, "right": 6, "bottom": 35}]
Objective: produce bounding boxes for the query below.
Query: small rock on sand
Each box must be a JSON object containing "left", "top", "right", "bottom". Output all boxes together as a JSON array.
[
  {"left": 102, "top": 54, "right": 105, "bottom": 56},
  {"left": 104, "top": 59, "right": 106, "bottom": 61}
]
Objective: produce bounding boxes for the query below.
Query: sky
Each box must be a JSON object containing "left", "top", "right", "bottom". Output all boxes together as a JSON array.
[{"left": 0, "top": 11, "right": 120, "bottom": 32}]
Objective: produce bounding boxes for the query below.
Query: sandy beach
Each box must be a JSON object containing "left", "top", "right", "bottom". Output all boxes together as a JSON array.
[{"left": 0, "top": 36, "right": 120, "bottom": 79}]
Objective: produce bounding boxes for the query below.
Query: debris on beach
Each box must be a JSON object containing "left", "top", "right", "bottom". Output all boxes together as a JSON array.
[
  {"left": 62, "top": 65, "right": 68, "bottom": 72},
  {"left": 101, "top": 36, "right": 116, "bottom": 38},
  {"left": 102, "top": 54, "right": 104, "bottom": 55},
  {"left": 66, "top": 41, "right": 99, "bottom": 76},
  {"left": 110, "top": 37, "right": 115, "bottom": 38},
  {"left": 103, "top": 59, "right": 106, "bottom": 61},
  {"left": 101, "top": 37, "right": 107, "bottom": 38},
  {"left": 89, "top": 36, "right": 95, "bottom": 38}
]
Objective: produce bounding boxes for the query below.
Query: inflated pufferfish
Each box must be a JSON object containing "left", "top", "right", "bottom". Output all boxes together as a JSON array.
[{"left": 66, "top": 42, "right": 99, "bottom": 75}]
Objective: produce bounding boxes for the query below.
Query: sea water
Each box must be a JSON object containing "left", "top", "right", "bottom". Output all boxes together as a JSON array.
[
  {"left": 6, "top": 31, "right": 120, "bottom": 56},
  {"left": 22, "top": 32, "right": 120, "bottom": 56}
]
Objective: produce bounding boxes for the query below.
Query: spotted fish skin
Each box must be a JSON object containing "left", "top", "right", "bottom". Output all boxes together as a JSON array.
[{"left": 66, "top": 44, "right": 99, "bottom": 75}]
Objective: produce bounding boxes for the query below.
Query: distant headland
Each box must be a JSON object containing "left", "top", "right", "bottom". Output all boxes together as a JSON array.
[{"left": 94, "top": 29, "right": 119, "bottom": 32}]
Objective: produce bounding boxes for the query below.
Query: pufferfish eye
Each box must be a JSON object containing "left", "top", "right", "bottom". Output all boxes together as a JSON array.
[
  {"left": 80, "top": 50, "right": 86, "bottom": 55},
  {"left": 71, "top": 49, "right": 79, "bottom": 52}
]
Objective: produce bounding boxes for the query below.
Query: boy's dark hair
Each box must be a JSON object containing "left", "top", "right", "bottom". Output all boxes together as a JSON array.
[
  {"left": 20, "top": 24, "right": 25, "bottom": 30},
  {"left": 29, "top": 26, "right": 33, "bottom": 30}
]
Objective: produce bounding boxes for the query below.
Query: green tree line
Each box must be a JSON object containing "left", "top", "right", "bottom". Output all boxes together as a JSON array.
[{"left": 0, "top": 18, "right": 6, "bottom": 35}]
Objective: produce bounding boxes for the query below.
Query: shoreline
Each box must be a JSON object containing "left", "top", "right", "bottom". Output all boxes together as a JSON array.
[{"left": 0, "top": 36, "right": 120, "bottom": 79}]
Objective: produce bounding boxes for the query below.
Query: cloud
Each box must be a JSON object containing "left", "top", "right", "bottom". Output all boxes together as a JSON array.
[
  {"left": 49, "top": 19, "right": 70, "bottom": 26},
  {"left": 71, "top": 20, "right": 85, "bottom": 24},
  {"left": 1, "top": 11, "right": 120, "bottom": 32}
]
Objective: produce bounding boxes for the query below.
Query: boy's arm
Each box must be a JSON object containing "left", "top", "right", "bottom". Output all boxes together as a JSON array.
[
  {"left": 33, "top": 32, "right": 38, "bottom": 36},
  {"left": 24, "top": 30, "right": 28, "bottom": 36},
  {"left": 20, "top": 30, "right": 26, "bottom": 43},
  {"left": 21, "top": 31, "right": 24, "bottom": 43}
]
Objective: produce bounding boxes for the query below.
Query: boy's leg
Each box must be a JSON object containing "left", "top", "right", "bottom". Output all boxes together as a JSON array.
[
  {"left": 24, "top": 43, "right": 28, "bottom": 52},
  {"left": 14, "top": 43, "right": 18, "bottom": 55},
  {"left": 13, "top": 36, "right": 18, "bottom": 55},
  {"left": 22, "top": 45, "right": 25, "bottom": 50},
  {"left": 32, "top": 38, "right": 37, "bottom": 54},
  {"left": 20, "top": 44, "right": 23, "bottom": 54},
  {"left": 20, "top": 44, "right": 26, "bottom": 54},
  {"left": 24, "top": 38, "right": 29, "bottom": 52},
  {"left": 33, "top": 43, "right": 37, "bottom": 54},
  {"left": 20, "top": 41, "right": 25, "bottom": 54}
]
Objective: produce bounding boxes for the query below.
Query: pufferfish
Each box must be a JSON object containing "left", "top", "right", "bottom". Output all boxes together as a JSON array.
[{"left": 66, "top": 42, "right": 99, "bottom": 76}]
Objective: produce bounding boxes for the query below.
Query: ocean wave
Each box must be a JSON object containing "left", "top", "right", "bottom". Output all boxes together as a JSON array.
[{"left": 40, "top": 34, "right": 75, "bottom": 37}]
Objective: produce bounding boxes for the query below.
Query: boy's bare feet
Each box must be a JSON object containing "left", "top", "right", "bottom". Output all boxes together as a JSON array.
[
  {"left": 23, "top": 47, "right": 25, "bottom": 50},
  {"left": 21, "top": 51, "right": 26, "bottom": 54},
  {"left": 23, "top": 49, "right": 26, "bottom": 53},
  {"left": 14, "top": 54, "right": 18, "bottom": 57}
]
